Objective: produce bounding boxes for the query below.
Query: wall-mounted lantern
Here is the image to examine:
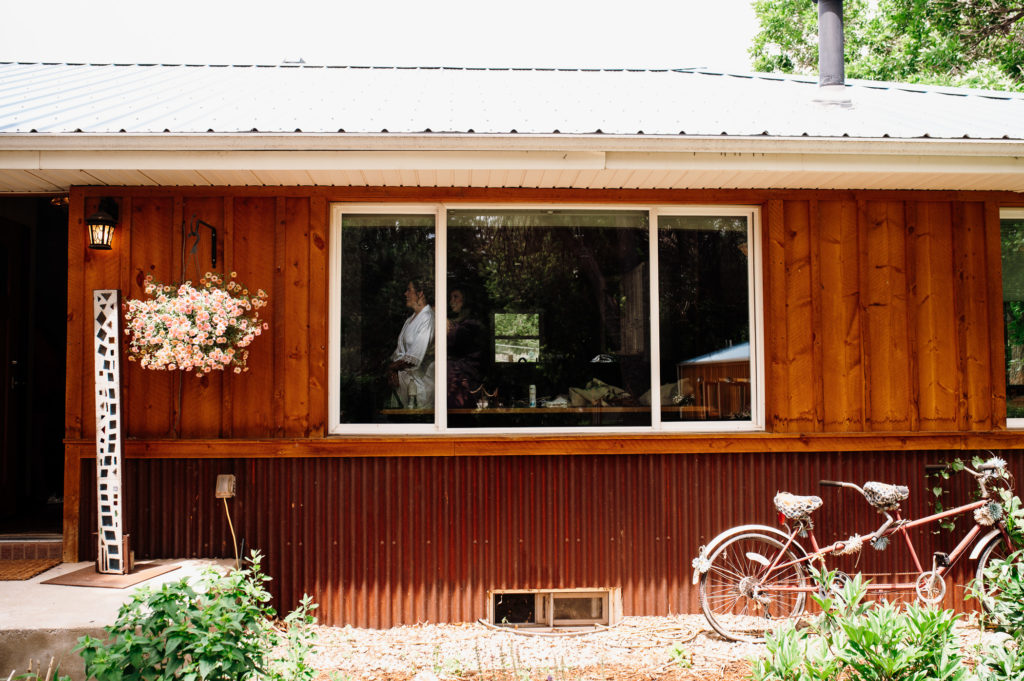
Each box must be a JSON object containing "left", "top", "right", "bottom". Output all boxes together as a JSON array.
[{"left": 86, "top": 198, "right": 119, "bottom": 250}]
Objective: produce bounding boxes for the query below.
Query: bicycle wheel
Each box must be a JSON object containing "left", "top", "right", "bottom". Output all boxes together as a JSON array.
[
  {"left": 699, "top": 532, "right": 809, "bottom": 642},
  {"left": 975, "top": 533, "right": 1018, "bottom": 610}
]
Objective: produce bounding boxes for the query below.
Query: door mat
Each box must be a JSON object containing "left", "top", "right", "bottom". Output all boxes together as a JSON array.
[
  {"left": 0, "top": 558, "right": 61, "bottom": 580},
  {"left": 41, "top": 562, "right": 180, "bottom": 589}
]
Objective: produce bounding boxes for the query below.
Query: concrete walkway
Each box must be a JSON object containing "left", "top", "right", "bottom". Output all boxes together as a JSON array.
[{"left": 0, "top": 559, "right": 232, "bottom": 680}]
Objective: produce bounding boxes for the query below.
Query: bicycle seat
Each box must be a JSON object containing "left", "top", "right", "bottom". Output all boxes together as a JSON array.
[
  {"left": 774, "top": 492, "right": 823, "bottom": 521},
  {"left": 863, "top": 482, "right": 909, "bottom": 511}
]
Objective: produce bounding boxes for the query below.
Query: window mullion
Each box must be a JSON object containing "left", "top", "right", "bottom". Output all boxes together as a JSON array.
[
  {"left": 436, "top": 205, "right": 448, "bottom": 432},
  {"left": 749, "top": 207, "right": 765, "bottom": 429},
  {"left": 649, "top": 208, "right": 662, "bottom": 430}
]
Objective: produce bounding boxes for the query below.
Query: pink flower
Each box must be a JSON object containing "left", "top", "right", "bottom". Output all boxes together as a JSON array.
[{"left": 124, "top": 273, "right": 268, "bottom": 375}]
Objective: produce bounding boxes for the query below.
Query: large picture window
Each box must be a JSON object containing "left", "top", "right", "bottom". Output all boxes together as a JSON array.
[
  {"left": 1002, "top": 208, "right": 1024, "bottom": 426},
  {"left": 329, "top": 205, "right": 762, "bottom": 433}
]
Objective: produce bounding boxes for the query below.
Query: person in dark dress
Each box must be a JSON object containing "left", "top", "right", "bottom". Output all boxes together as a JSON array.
[{"left": 446, "top": 288, "right": 484, "bottom": 408}]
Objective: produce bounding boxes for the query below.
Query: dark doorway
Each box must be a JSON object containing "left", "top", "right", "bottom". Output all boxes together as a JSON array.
[{"left": 0, "top": 197, "right": 68, "bottom": 535}]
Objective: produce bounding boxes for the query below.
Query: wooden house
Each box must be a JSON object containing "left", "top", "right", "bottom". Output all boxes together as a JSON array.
[{"left": 1, "top": 62, "right": 1023, "bottom": 626}]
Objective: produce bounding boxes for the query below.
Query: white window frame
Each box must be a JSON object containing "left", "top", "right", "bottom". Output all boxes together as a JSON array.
[
  {"left": 328, "top": 203, "right": 445, "bottom": 434},
  {"left": 487, "top": 587, "right": 620, "bottom": 627},
  {"left": 1002, "top": 207, "right": 1024, "bottom": 430},
  {"left": 328, "top": 203, "right": 764, "bottom": 435},
  {"left": 653, "top": 206, "right": 765, "bottom": 433}
]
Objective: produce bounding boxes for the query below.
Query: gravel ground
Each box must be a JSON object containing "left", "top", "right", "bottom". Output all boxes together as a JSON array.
[
  {"left": 307, "top": 613, "right": 1008, "bottom": 681},
  {"left": 308, "top": 614, "right": 764, "bottom": 681}
]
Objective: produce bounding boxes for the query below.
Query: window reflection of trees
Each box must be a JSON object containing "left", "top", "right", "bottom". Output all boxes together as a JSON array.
[
  {"left": 338, "top": 215, "right": 435, "bottom": 424},
  {"left": 659, "top": 216, "right": 749, "bottom": 364},
  {"left": 333, "top": 210, "right": 757, "bottom": 428},
  {"left": 658, "top": 216, "right": 750, "bottom": 421},
  {"left": 1002, "top": 220, "right": 1024, "bottom": 417},
  {"left": 447, "top": 210, "right": 650, "bottom": 425}
]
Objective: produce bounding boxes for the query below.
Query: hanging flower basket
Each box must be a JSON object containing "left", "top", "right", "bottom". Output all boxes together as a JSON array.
[{"left": 124, "top": 272, "right": 269, "bottom": 377}]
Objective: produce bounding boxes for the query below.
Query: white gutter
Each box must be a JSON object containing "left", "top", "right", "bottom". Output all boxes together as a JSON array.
[
  {"left": 2, "top": 149, "right": 1023, "bottom": 179},
  {"left": 1, "top": 132, "right": 1024, "bottom": 158}
]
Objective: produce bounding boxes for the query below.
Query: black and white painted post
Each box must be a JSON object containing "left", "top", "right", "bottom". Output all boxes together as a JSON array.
[{"left": 92, "top": 289, "right": 128, "bottom": 574}]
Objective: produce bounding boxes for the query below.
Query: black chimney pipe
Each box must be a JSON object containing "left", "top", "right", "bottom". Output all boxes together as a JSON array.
[{"left": 816, "top": 0, "right": 845, "bottom": 88}]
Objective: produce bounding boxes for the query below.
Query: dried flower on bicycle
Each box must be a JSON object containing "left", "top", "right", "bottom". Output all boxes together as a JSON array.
[{"left": 124, "top": 272, "right": 269, "bottom": 377}]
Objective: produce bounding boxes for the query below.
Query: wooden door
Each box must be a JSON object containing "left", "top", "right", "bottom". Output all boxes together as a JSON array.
[{"left": 0, "top": 216, "right": 29, "bottom": 521}]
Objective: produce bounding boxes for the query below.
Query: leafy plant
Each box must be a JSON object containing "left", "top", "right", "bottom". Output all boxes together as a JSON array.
[
  {"left": 969, "top": 548, "right": 1024, "bottom": 637},
  {"left": 667, "top": 642, "right": 692, "bottom": 669},
  {"left": 75, "top": 551, "right": 317, "bottom": 681},
  {"left": 927, "top": 458, "right": 966, "bottom": 532},
  {"left": 974, "top": 638, "right": 1024, "bottom": 681},
  {"left": 997, "top": 491, "right": 1024, "bottom": 547},
  {"left": 751, "top": 571, "right": 968, "bottom": 681},
  {"left": 966, "top": 535, "right": 1024, "bottom": 680}
]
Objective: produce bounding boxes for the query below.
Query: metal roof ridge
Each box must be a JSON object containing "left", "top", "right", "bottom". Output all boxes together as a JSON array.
[
  {"left": 1, "top": 61, "right": 749, "bottom": 75},
  {"left": 2, "top": 61, "right": 1021, "bottom": 100}
]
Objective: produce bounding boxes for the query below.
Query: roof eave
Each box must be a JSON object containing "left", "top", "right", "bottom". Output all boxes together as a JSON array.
[{"left": 2, "top": 132, "right": 1024, "bottom": 157}]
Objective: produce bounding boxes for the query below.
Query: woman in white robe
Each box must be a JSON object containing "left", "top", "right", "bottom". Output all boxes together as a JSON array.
[{"left": 387, "top": 279, "right": 435, "bottom": 408}]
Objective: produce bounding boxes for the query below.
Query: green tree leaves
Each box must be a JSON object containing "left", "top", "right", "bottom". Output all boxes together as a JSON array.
[{"left": 750, "top": 0, "right": 1024, "bottom": 91}]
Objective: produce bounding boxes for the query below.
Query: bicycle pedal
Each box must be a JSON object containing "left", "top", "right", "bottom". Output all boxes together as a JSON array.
[{"left": 933, "top": 552, "right": 950, "bottom": 568}]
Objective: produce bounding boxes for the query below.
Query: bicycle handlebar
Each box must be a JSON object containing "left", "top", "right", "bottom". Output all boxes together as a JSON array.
[{"left": 819, "top": 480, "right": 844, "bottom": 487}]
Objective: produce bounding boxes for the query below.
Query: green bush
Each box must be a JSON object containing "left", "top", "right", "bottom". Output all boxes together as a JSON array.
[
  {"left": 973, "top": 638, "right": 1024, "bottom": 681},
  {"left": 750, "top": 572, "right": 968, "bottom": 681},
  {"left": 970, "top": 548, "right": 1024, "bottom": 637},
  {"left": 75, "top": 551, "right": 317, "bottom": 681},
  {"left": 970, "top": 540, "right": 1024, "bottom": 681}
]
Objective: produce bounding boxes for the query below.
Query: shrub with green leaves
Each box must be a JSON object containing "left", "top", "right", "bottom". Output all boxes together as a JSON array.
[
  {"left": 970, "top": 548, "right": 1024, "bottom": 638},
  {"left": 997, "top": 491, "right": 1024, "bottom": 547},
  {"left": 75, "top": 551, "right": 317, "bottom": 681},
  {"left": 974, "top": 638, "right": 1024, "bottom": 681},
  {"left": 751, "top": 572, "right": 968, "bottom": 681},
  {"left": 969, "top": 541, "right": 1024, "bottom": 681}
]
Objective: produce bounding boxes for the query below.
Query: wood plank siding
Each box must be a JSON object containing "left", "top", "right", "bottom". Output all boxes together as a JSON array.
[{"left": 64, "top": 186, "right": 1024, "bottom": 624}]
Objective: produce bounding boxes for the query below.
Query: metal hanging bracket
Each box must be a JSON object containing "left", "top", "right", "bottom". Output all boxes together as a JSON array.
[{"left": 185, "top": 215, "right": 218, "bottom": 268}]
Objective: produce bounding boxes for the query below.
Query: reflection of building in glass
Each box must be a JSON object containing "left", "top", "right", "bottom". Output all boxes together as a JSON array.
[
  {"left": 677, "top": 342, "right": 751, "bottom": 420},
  {"left": 493, "top": 313, "right": 540, "bottom": 363}
]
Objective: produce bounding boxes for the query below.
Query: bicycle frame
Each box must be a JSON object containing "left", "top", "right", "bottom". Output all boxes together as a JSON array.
[{"left": 761, "top": 497, "right": 1008, "bottom": 594}]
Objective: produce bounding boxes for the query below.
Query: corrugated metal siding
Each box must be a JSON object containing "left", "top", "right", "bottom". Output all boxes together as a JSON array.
[{"left": 79, "top": 450, "right": 1023, "bottom": 627}]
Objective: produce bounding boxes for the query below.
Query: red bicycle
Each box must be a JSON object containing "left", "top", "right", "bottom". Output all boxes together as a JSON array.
[{"left": 692, "top": 456, "right": 1017, "bottom": 642}]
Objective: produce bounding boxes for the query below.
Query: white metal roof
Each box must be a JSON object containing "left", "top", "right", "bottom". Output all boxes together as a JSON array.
[
  {"left": 1, "top": 62, "right": 1023, "bottom": 193},
  {"left": 2, "top": 62, "right": 1022, "bottom": 138}
]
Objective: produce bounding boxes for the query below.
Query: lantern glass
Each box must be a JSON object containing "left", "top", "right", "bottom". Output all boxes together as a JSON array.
[
  {"left": 86, "top": 206, "right": 117, "bottom": 250},
  {"left": 88, "top": 220, "right": 114, "bottom": 249}
]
